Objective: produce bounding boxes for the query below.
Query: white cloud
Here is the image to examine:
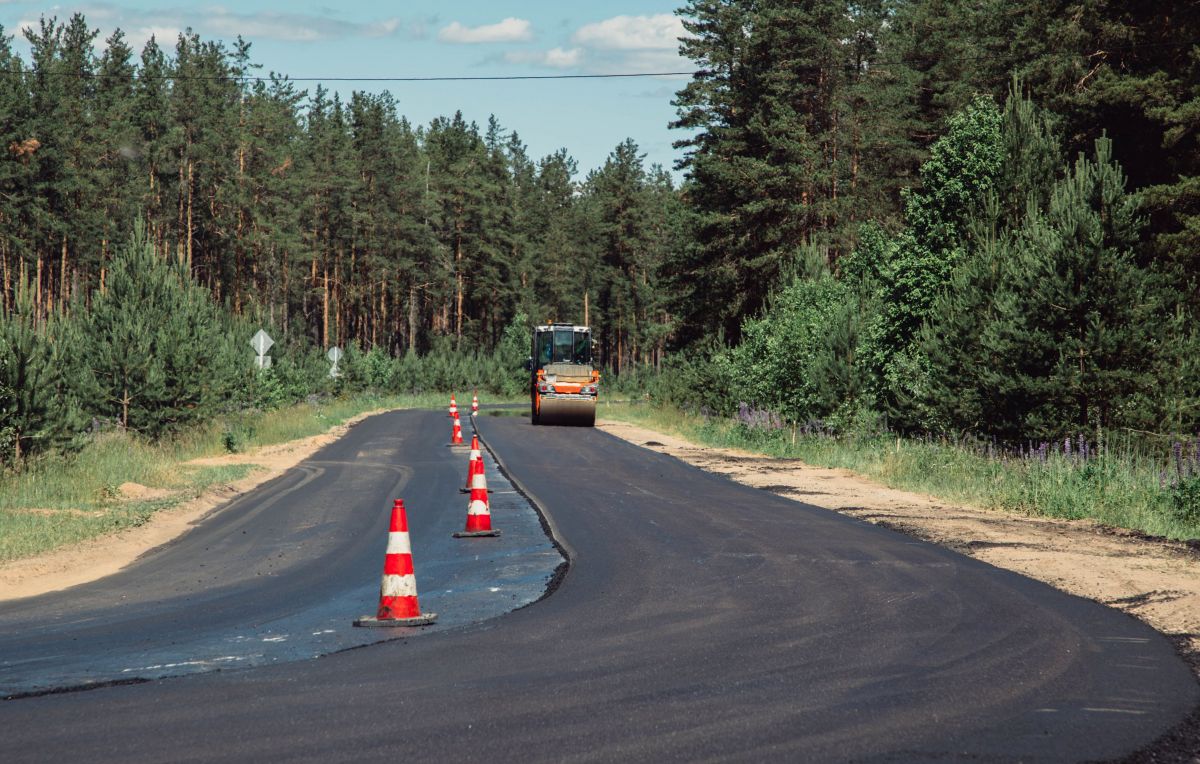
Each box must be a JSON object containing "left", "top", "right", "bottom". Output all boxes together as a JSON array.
[
  {"left": 129, "top": 25, "right": 182, "bottom": 45},
  {"left": 204, "top": 11, "right": 401, "bottom": 42},
  {"left": 572, "top": 14, "right": 685, "bottom": 51},
  {"left": 11, "top": 5, "right": 410, "bottom": 46},
  {"left": 504, "top": 46, "right": 581, "bottom": 69},
  {"left": 438, "top": 17, "right": 532, "bottom": 44},
  {"left": 504, "top": 14, "right": 692, "bottom": 76}
]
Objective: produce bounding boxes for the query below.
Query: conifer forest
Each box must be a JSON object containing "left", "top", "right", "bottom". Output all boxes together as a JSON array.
[{"left": 1, "top": 2, "right": 1199, "bottom": 462}]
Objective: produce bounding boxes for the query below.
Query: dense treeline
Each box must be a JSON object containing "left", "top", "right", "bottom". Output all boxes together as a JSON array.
[
  {"left": 2, "top": 2, "right": 1199, "bottom": 463},
  {"left": 665, "top": 0, "right": 1200, "bottom": 444},
  {"left": 0, "top": 15, "right": 681, "bottom": 368}
]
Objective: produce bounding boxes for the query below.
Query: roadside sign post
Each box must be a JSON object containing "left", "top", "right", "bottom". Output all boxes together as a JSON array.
[
  {"left": 250, "top": 329, "right": 274, "bottom": 370},
  {"left": 327, "top": 346, "right": 343, "bottom": 379}
]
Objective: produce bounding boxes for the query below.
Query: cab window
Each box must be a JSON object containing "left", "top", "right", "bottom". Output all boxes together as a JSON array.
[
  {"left": 553, "top": 329, "right": 574, "bottom": 363},
  {"left": 573, "top": 332, "right": 591, "bottom": 365}
]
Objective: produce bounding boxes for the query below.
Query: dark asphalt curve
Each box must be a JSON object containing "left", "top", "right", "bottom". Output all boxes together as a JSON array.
[
  {"left": 1, "top": 414, "right": 1196, "bottom": 762},
  {"left": 0, "top": 410, "right": 560, "bottom": 696}
]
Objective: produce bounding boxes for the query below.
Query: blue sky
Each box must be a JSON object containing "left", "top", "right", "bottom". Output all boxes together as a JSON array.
[{"left": 0, "top": 1, "right": 696, "bottom": 179}]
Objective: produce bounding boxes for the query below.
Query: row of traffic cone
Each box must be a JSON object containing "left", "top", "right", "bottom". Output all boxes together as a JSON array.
[
  {"left": 355, "top": 397, "right": 496, "bottom": 627},
  {"left": 454, "top": 434, "right": 499, "bottom": 537},
  {"left": 446, "top": 392, "right": 479, "bottom": 446},
  {"left": 446, "top": 392, "right": 480, "bottom": 418}
]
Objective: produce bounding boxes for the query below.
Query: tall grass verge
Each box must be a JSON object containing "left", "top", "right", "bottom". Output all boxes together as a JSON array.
[{"left": 598, "top": 401, "right": 1200, "bottom": 541}]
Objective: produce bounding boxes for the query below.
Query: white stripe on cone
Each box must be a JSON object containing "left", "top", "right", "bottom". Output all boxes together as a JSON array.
[
  {"left": 470, "top": 472, "right": 489, "bottom": 490},
  {"left": 467, "top": 498, "right": 490, "bottom": 516},
  {"left": 386, "top": 532, "right": 412, "bottom": 555},
  {"left": 381, "top": 573, "right": 418, "bottom": 598}
]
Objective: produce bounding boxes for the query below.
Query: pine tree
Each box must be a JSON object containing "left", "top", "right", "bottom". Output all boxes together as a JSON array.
[
  {"left": 425, "top": 111, "right": 488, "bottom": 347},
  {"left": 0, "top": 25, "right": 33, "bottom": 304},
  {"left": 923, "top": 135, "right": 1153, "bottom": 438},
  {"left": 1007, "top": 136, "right": 1152, "bottom": 434},
  {"left": 83, "top": 221, "right": 242, "bottom": 437},
  {"left": 528, "top": 149, "right": 582, "bottom": 326},
  {"left": 671, "top": 0, "right": 919, "bottom": 346},
  {"left": 133, "top": 36, "right": 174, "bottom": 251},
  {"left": 0, "top": 278, "right": 84, "bottom": 460},
  {"left": 94, "top": 28, "right": 139, "bottom": 288}
]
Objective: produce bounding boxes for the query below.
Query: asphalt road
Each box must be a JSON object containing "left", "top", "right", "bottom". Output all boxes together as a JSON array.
[
  {"left": 0, "top": 410, "right": 1196, "bottom": 761},
  {"left": 0, "top": 410, "right": 560, "bottom": 696}
]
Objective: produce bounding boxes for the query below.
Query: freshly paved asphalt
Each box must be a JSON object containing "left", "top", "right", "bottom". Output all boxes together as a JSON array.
[
  {"left": 0, "top": 410, "right": 560, "bottom": 696},
  {"left": 0, "top": 410, "right": 1196, "bottom": 761}
]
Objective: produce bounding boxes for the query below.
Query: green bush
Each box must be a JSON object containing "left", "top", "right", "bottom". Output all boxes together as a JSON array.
[{"left": 1171, "top": 477, "right": 1200, "bottom": 525}]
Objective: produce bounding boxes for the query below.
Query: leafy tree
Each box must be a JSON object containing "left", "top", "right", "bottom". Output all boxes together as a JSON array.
[
  {"left": 859, "top": 95, "right": 1004, "bottom": 425},
  {"left": 730, "top": 273, "right": 853, "bottom": 423}
]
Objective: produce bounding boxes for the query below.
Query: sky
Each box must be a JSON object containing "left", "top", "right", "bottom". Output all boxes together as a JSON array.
[{"left": 0, "top": 1, "right": 697, "bottom": 180}]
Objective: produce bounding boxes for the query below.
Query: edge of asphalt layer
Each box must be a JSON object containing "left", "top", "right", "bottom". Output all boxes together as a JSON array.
[
  {"left": 470, "top": 415, "right": 572, "bottom": 607},
  {"left": 1, "top": 409, "right": 567, "bottom": 702}
]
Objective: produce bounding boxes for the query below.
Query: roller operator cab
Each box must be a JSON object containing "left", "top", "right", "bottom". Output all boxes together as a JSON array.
[{"left": 527, "top": 324, "right": 599, "bottom": 426}]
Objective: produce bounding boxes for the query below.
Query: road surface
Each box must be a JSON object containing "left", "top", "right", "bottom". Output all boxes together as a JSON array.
[{"left": 0, "top": 409, "right": 1194, "bottom": 761}]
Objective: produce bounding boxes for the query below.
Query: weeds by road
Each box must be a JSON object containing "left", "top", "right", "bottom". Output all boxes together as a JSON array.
[{"left": 598, "top": 401, "right": 1200, "bottom": 541}]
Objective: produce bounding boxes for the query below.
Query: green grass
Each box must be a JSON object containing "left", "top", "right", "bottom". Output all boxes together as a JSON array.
[
  {"left": 598, "top": 401, "right": 1200, "bottom": 541},
  {"left": 0, "top": 392, "right": 516, "bottom": 563}
]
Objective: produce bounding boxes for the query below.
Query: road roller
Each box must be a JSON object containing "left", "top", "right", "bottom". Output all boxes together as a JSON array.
[{"left": 527, "top": 323, "right": 599, "bottom": 426}]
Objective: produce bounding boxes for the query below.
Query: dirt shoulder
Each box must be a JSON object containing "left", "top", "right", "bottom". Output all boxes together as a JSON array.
[
  {"left": 0, "top": 409, "right": 393, "bottom": 602},
  {"left": 598, "top": 419, "right": 1200, "bottom": 669}
]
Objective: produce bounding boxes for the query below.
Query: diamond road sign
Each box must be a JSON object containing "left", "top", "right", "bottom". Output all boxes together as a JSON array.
[{"left": 250, "top": 330, "right": 274, "bottom": 356}]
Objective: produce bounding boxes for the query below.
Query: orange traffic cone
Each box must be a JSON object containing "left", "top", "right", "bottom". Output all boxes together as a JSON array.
[
  {"left": 454, "top": 468, "right": 500, "bottom": 538},
  {"left": 354, "top": 500, "right": 437, "bottom": 627},
  {"left": 447, "top": 394, "right": 458, "bottom": 418},
  {"left": 471, "top": 390, "right": 479, "bottom": 415},
  {"left": 449, "top": 413, "right": 464, "bottom": 446},
  {"left": 460, "top": 435, "right": 481, "bottom": 493}
]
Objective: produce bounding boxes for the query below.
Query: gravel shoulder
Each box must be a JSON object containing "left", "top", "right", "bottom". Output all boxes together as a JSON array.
[{"left": 598, "top": 419, "right": 1200, "bottom": 674}]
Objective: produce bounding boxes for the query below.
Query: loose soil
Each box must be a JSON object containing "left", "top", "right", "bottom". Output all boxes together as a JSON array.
[
  {"left": 597, "top": 419, "right": 1200, "bottom": 676},
  {"left": 0, "top": 410, "right": 392, "bottom": 602}
]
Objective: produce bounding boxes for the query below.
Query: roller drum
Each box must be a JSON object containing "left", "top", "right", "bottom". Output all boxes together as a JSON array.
[{"left": 538, "top": 397, "right": 596, "bottom": 427}]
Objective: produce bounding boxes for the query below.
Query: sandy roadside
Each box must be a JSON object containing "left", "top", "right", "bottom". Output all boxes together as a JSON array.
[
  {"left": 0, "top": 408, "right": 395, "bottom": 602},
  {"left": 597, "top": 419, "right": 1200, "bottom": 672}
]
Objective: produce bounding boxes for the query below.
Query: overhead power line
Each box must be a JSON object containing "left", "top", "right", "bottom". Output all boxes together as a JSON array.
[
  {"left": 0, "top": 36, "right": 1195, "bottom": 83},
  {"left": 0, "top": 69, "right": 700, "bottom": 82}
]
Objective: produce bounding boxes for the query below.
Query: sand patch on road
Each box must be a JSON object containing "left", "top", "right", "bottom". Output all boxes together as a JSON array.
[
  {"left": 0, "top": 409, "right": 393, "bottom": 602},
  {"left": 598, "top": 419, "right": 1200, "bottom": 667}
]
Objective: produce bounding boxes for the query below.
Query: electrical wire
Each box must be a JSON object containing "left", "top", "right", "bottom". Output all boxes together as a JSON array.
[{"left": 0, "top": 37, "right": 1193, "bottom": 82}]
